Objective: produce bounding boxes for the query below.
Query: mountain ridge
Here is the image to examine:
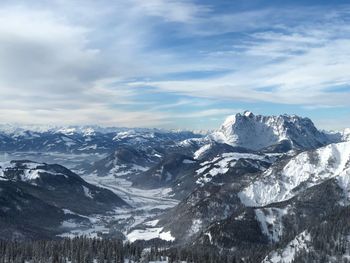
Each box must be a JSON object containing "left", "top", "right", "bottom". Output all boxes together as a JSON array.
[
  {"left": 0, "top": 111, "right": 350, "bottom": 262},
  {"left": 210, "top": 111, "right": 336, "bottom": 151}
]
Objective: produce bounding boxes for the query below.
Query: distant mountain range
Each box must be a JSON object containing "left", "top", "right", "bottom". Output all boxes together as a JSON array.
[
  {"left": 0, "top": 111, "right": 349, "bottom": 262},
  {"left": 0, "top": 112, "right": 347, "bottom": 154},
  {"left": 0, "top": 125, "right": 200, "bottom": 154}
]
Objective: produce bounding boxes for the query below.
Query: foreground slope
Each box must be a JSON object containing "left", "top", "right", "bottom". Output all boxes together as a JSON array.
[
  {"left": 0, "top": 160, "right": 128, "bottom": 239},
  {"left": 152, "top": 140, "right": 350, "bottom": 262}
]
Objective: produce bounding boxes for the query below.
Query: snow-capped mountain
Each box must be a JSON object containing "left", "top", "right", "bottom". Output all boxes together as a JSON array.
[
  {"left": 0, "top": 124, "right": 163, "bottom": 136},
  {"left": 238, "top": 140, "right": 350, "bottom": 207},
  {"left": 0, "top": 160, "right": 128, "bottom": 239},
  {"left": 146, "top": 137, "right": 350, "bottom": 261},
  {"left": 210, "top": 111, "right": 335, "bottom": 151},
  {"left": 342, "top": 128, "right": 350, "bottom": 141},
  {"left": 1, "top": 113, "right": 350, "bottom": 262},
  {"left": 156, "top": 151, "right": 274, "bottom": 243},
  {"left": 0, "top": 125, "right": 201, "bottom": 154},
  {"left": 0, "top": 160, "right": 128, "bottom": 211},
  {"left": 324, "top": 127, "right": 350, "bottom": 144}
]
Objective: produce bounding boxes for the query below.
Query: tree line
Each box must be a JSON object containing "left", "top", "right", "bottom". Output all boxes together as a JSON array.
[{"left": 0, "top": 237, "right": 238, "bottom": 263}]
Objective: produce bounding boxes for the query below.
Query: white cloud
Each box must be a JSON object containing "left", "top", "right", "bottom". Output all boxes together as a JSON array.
[
  {"left": 0, "top": 0, "right": 217, "bottom": 128},
  {"left": 133, "top": 10, "right": 350, "bottom": 108},
  {"left": 0, "top": 6, "right": 163, "bottom": 126},
  {"left": 314, "top": 115, "right": 350, "bottom": 131},
  {"left": 0, "top": 7, "right": 107, "bottom": 99},
  {"left": 177, "top": 108, "right": 243, "bottom": 119},
  {"left": 0, "top": 1, "right": 349, "bottom": 129},
  {"left": 131, "top": 0, "right": 210, "bottom": 23}
]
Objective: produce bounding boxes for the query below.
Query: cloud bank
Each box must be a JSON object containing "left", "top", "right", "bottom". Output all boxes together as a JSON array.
[{"left": 0, "top": 1, "right": 349, "bottom": 129}]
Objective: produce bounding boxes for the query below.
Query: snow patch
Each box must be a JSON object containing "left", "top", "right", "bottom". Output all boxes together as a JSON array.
[
  {"left": 263, "top": 231, "right": 311, "bottom": 263},
  {"left": 144, "top": 219, "right": 159, "bottom": 227},
  {"left": 0, "top": 167, "right": 6, "bottom": 181},
  {"left": 189, "top": 219, "right": 202, "bottom": 236},
  {"left": 82, "top": 186, "right": 93, "bottom": 199},
  {"left": 182, "top": 159, "right": 196, "bottom": 164},
  {"left": 194, "top": 144, "right": 211, "bottom": 159},
  {"left": 196, "top": 152, "right": 268, "bottom": 186},
  {"left": 255, "top": 207, "right": 288, "bottom": 242},
  {"left": 205, "top": 231, "right": 213, "bottom": 244},
  {"left": 127, "top": 227, "right": 175, "bottom": 242}
]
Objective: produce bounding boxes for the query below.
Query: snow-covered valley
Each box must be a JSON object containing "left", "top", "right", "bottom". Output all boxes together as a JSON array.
[
  {"left": 0, "top": 151, "right": 179, "bottom": 243},
  {"left": 58, "top": 172, "right": 179, "bottom": 242},
  {"left": 1, "top": 111, "right": 350, "bottom": 262}
]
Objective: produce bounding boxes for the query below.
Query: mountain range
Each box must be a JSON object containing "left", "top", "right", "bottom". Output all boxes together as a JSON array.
[{"left": 0, "top": 111, "right": 349, "bottom": 262}]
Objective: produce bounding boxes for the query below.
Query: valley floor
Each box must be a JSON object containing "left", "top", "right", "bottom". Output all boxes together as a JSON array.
[
  {"left": 60, "top": 172, "right": 179, "bottom": 242},
  {"left": 0, "top": 151, "right": 179, "bottom": 242}
]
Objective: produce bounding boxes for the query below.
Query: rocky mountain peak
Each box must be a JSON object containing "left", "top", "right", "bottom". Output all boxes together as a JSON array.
[{"left": 211, "top": 111, "right": 333, "bottom": 151}]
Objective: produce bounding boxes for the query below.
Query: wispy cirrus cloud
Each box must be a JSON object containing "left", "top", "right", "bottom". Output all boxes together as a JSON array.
[
  {"left": 132, "top": 7, "right": 350, "bottom": 108},
  {"left": 0, "top": 1, "right": 349, "bottom": 129}
]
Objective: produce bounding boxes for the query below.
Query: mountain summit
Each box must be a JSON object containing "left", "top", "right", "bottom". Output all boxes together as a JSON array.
[{"left": 210, "top": 111, "right": 334, "bottom": 151}]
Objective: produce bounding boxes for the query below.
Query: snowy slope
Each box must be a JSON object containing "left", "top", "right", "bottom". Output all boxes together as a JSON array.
[
  {"left": 0, "top": 160, "right": 128, "bottom": 209},
  {"left": 343, "top": 128, "right": 350, "bottom": 141},
  {"left": 157, "top": 150, "right": 274, "bottom": 244},
  {"left": 210, "top": 111, "right": 333, "bottom": 151},
  {"left": 0, "top": 161, "right": 53, "bottom": 182},
  {"left": 195, "top": 152, "right": 271, "bottom": 186},
  {"left": 262, "top": 231, "right": 311, "bottom": 263},
  {"left": 239, "top": 141, "right": 350, "bottom": 206}
]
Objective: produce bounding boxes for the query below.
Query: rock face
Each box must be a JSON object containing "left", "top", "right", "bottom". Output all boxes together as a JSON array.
[{"left": 210, "top": 111, "right": 333, "bottom": 151}]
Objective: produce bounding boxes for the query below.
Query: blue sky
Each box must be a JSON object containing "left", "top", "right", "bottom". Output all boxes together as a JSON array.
[{"left": 0, "top": 0, "right": 349, "bottom": 130}]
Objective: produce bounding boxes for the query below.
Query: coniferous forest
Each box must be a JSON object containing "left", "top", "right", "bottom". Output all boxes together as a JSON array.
[
  {"left": 1, "top": 218, "right": 350, "bottom": 263},
  {"left": 0, "top": 237, "right": 225, "bottom": 263},
  {"left": 0, "top": 237, "right": 254, "bottom": 263}
]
